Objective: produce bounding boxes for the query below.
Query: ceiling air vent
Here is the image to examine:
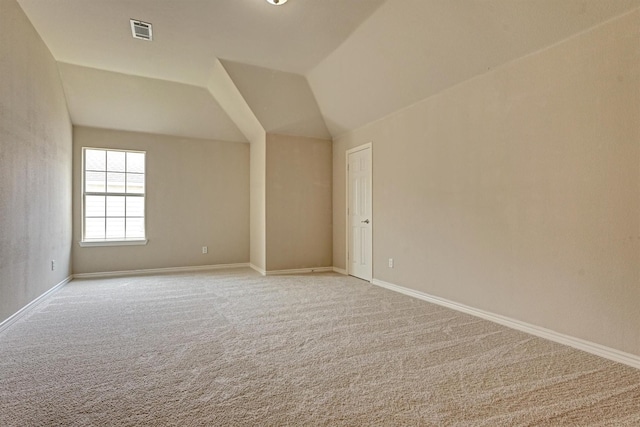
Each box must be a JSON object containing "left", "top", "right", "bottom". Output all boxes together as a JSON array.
[{"left": 130, "top": 19, "right": 152, "bottom": 41}]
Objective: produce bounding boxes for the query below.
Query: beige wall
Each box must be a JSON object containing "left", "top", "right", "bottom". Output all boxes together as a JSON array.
[
  {"left": 207, "top": 59, "right": 268, "bottom": 271},
  {"left": 0, "top": 0, "right": 73, "bottom": 322},
  {"left": 265, "top": 134, "right": 332, "bottom": 271},
  {"left": 250, "top": 135, "right": 267, "bottom": 270},
  {"left": 72, "top": 127, "right": 249, "bottom": 274},
  {"left": 334, "top": 10, "right": 640, "bottom": 356}
]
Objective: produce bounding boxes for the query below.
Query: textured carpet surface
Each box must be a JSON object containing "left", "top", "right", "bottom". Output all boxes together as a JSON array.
[{"left": 1, "top": 269, "right": 639, "bottom": 426}]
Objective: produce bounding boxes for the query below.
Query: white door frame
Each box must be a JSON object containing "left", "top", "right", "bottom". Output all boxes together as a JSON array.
[{"left": 346, "top": 142, "right": 373, "bottom": 281}]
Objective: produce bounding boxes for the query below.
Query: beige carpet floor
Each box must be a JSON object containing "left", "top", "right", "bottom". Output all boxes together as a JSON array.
[{"left": 1, "top": 268, "right": 639, "bottom": 426}]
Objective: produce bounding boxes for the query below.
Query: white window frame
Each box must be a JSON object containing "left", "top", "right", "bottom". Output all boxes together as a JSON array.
[{"left": 79, "top": 147, "right": 148, "bottom": 247}]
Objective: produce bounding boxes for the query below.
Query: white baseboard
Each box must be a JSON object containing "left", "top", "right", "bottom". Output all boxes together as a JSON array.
[
  {"left": 249, "top": 264, "right": 267, "bottom": 276},
  {"left": 250, "top": 265, "right": 336, "bottom": 276},
  {"left": 265, "top": 267, "right": 334, "bottom": 276},
  {"left": 0, "top": 275, "right": 73, "bottom": 334},
  {"left": 371, "top": 278, "right": 640, "bottom": 370},
  {"left": 73, "top": 263, "right": 250, "bottom": 279},
  {"left": 333, "top": 267, "right": 348, "bottom": 275}
]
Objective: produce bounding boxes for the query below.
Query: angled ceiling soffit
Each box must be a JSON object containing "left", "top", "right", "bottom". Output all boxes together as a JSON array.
[
  {"left": 220, "top": 60, "right": 331, "bottom": 141},
  {"left": 58, "top": 62, "right": 247, "bottom": 142}
]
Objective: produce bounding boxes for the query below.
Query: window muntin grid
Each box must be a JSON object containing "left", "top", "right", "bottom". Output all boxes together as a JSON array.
[{"left": 82, "top": 148, "right": 146, "bottom": 241}]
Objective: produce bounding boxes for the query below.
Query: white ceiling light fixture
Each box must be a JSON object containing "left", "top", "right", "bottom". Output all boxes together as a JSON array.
[
  {"left": 266, "top": 0, "right": 288, "bottom": 5},
  {"left": 130, "top": 19, "right": 153, "bottom": 41}
]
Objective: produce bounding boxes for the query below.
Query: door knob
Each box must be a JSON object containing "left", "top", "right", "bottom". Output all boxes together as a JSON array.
[{"left": 361, "top": 219, "right": 370, "bottom": 224}]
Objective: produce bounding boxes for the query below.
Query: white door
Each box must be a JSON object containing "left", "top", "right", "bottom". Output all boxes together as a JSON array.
[{"left": 347, "top": 144, "right": 372, "bottom": 281}]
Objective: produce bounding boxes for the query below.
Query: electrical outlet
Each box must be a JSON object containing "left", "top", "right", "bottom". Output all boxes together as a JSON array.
[
  {"left": 202, "top": 246, "right": 208, "bottom": 254},
  {"left": 388, "top": 258, "right": 394, "bottom": 268},
  {"left": 51, "top": 260, "right": 56, "bottom": 271}
]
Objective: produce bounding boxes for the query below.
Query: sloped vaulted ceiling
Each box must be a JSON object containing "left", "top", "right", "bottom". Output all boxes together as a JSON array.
[
  {"left": 15, "top": 0, "right": 386, "bottom": 141},
  {"left": 221, "top": 60, "right": 331, "bottom": 140},
  {"left": 308, "top": 0, "right": 640, "bottom": 136},
  {"left": 16, "top": 0, "right": 640, "bottom": 142},
  {"left": 57, "top": 63, "right": 248, "bottom": 142}
]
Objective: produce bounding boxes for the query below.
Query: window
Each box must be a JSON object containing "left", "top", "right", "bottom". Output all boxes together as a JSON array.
[{"left": 81, "top": 148, "right": 146, "bottom": 245}]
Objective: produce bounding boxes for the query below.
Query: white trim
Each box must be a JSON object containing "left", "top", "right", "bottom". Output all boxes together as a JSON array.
[
  {"left": 345, "top": 142, "right": 373, "bottom": 280},
  {"left": 0, "top": 276, "right": 73, "bottom": 334},
  {"left": 249, "top": 264, "right": 335, "bottom": 276},
  {"left": 81, "top": 147, "right": 147, "bottom": 243},
  {"left": 333, "top": 267, "right": 348, "bottom": 275},
  {"left": 264, "top": 267, "right": 334, "bottom": 276},
  {"left": 249, "top": 264, "right": 267, "bottom": 276},
  {"left": 73, "top": 263, "right": 250, "bottom": 279},
  {"left": 371, "top": 278, "right": 640, "bottom": 370},
  {"left": 345, "top": 142, "right": 373, "bottom": 156},
  {"left": 79, "top": 239, "right": 148, "bottom": 247}
]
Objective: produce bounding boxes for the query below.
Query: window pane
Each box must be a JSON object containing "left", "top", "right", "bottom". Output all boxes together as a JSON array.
[
  {"left": 107, "top": 150, "right": 126, "bottom": 172},
  {"left": 126, "top": 173, "right": 145, "bottom": 194},
  {"left": 126, "top": 218, "right": 145, "bottom": 239},
  {"left": 127, "top": 152, "right": 145, "bottom": 173},
  {"left": 106, "top": 218, "right": 125, "bottom": 239},
  {"left": 85, "top": 149, "right": 106, "bottom": 171},
  {"left": 83, "top": 148, "right": 146, "bottom": 242},
  {"left": 85, "top": 171, "right": 106, "bottom": 193},
  {"left": 106, "top": 196, "right": 125, "bottom": 217},
  {"left": 85, "top": 195, "right": 105, "bottom": 217},
  {"left": 85, "top": 218, "right": 105, "bottom": 239},
  {"left": 126, "top": 196, "right": 144, "bottom": 217},
  {"left": 107, "top": 172, "right": 126, "bottom": 193}
]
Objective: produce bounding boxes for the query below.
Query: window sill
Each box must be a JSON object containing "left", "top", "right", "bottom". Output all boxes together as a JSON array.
[{"left": 79, "top": 239, "right": 148, "bottom": 247}]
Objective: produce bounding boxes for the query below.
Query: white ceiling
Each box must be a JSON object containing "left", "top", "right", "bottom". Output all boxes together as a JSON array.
[
  {"left": 17, "top": 0, "right": 640, "bottom": 142},
  {"left": 57, "top": 63, "right": 247, "bottom": 142},
  {"left": 221, "top": 60, "right": 330, "bottom": 140},
  {"left": 17, "top": 0, "right": 387, "bottom": 84},
  {"left": 309, "top": 0, "right": 640, "bottom": 136}
]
